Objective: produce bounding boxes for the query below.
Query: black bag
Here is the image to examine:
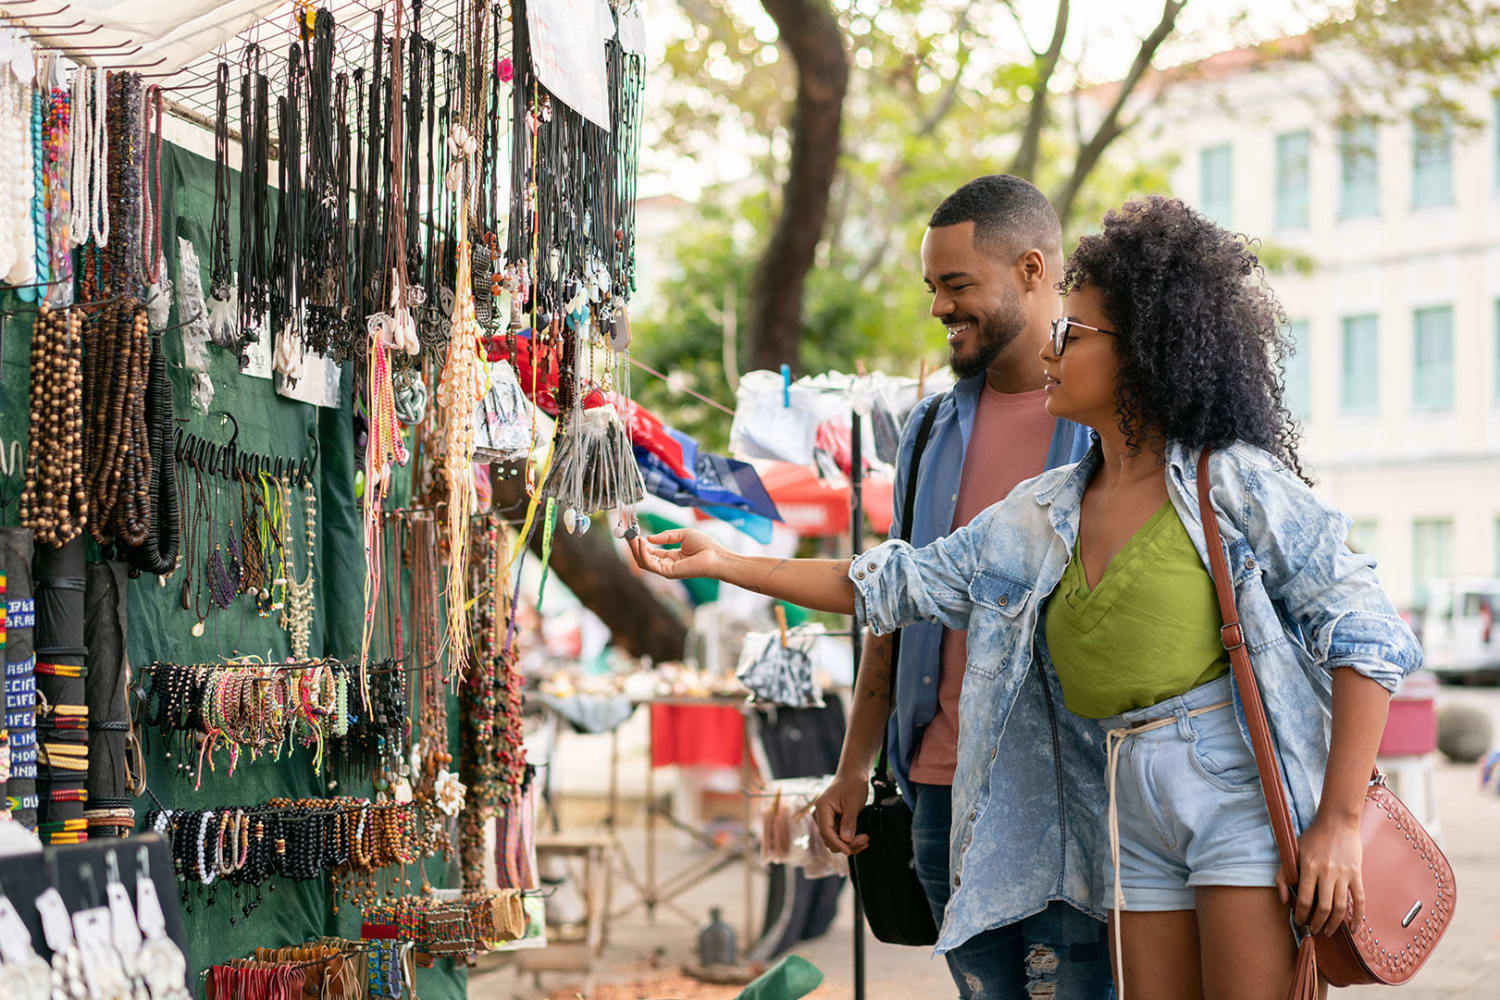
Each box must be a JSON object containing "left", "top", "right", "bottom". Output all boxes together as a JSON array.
[{"left": 847, "top": 394, "right": 943, "bottom": 947}]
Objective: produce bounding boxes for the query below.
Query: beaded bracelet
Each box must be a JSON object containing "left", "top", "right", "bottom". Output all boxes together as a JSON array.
[{"left": 196, "top": 810, "right": 217, "bottom": 886}]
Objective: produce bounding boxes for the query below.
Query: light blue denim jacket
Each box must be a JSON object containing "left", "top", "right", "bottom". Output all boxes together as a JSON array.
[
  {"left": 850, "top": 439, "right": 1423, "bottom": 955},
  {"left": 886, "top": 375, "right": 1092, "bottom": 805}
]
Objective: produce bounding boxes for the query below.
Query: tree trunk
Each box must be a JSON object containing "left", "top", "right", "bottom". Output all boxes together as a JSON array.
[
  {"left": 746, "top": 0, "right": 849, "bottom": 374},
  {"left": 493, "top": 474, "right": 688, "bottom": 663}
]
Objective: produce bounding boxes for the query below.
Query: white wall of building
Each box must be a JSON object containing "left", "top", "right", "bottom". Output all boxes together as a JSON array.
[{"left": 1125, "top": 58, "right": 1500, "bottom": 610}]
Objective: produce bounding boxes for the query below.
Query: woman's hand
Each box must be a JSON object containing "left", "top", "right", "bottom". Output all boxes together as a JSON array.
[
  {"left": 1280, "top": 812, "right": 1364, "bottom": 936},
  {"left": 628, "top": 529, "right": 727, "bottom": 581}
]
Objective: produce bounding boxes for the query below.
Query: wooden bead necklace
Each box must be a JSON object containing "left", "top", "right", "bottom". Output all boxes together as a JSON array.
[{"left": 20, "top": 306, "right": 87, "bottom": 546}]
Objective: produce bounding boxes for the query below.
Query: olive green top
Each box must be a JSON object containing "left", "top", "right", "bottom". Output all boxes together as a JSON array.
[{"left": 1044, "top": 502, "right": 1230, "bottom": 719}]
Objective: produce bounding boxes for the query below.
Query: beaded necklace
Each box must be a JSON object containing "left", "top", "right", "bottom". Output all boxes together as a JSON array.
[
  {"left": 42, "top": 73, "right": 73, "bottom": 301},
  {"left": 118, "top": 330, "right": 180, "bottom": 577},
  {"left": 26, "top": 83, "right": 48, "bottom": 296},
  {"left": 19, "top": 306, "right": 86, "bottom": 545},
  {"left": 281, "top": 482, "right": 317, "bottom": 660},
  {"left": 84, "top": 300, "right": 152, "bottom": 548},
  {"left": 140, "top": 84, "right": 164, "bottom": 286},
  {"left": 432, "top": 1, "right": 488, "bottom": 680}
]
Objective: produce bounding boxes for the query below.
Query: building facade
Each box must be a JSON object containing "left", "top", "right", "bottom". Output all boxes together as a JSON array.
[{"left": 1124, "top": 55, "right": 1500, "bottom": 612}]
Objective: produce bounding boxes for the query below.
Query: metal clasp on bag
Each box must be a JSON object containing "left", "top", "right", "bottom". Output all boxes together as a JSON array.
[{"left": 1371, "top": 773, "right": 1387, "bottom": 787}]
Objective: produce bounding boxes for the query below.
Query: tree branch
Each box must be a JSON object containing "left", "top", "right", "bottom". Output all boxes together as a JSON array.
[
  {"left": 1009, "top": 0, "right": 1071, "bottom": 181},
  {"left": 1050, "top": 0, "right": 1183, "bottom": 226}
]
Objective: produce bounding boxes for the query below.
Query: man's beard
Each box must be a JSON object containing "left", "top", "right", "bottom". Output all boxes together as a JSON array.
[{"left": 948, "top": 290, "right": 1026, "bottom": 379}]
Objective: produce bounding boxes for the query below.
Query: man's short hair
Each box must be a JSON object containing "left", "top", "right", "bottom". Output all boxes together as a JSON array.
[{"left": 928, "top": 175, "right": 1062, "bottom": 262}]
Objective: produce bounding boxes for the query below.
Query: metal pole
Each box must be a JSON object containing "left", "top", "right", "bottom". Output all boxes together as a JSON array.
[{"left": 849, "top": 410, "right": 867, "bottom": 1000}]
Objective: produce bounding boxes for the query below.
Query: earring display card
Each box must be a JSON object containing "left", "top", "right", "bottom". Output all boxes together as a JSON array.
[{"left": 0, "top": 833, "right": 189, "bottom": 978}]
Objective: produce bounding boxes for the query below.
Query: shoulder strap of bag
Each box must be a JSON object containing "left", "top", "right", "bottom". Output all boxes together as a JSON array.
[
  {"left": 1194, "top": 449, "right": 1302, "bottom": 886},
  {"left": 872, "top": 393, "right": 944, "bottom": 787}
]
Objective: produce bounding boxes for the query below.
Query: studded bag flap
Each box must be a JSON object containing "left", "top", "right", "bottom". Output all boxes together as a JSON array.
[{"left": 1195, "top": 450, "right": 1456, "bottom": 995}]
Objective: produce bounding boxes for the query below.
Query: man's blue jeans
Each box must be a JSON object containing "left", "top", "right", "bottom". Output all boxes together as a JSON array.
[{"left": 910, "top": 781, "right": 1114, "bottom": 999}]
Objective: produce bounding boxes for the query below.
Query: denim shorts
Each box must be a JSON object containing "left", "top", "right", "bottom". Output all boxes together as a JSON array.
[{"left": 1097, "top": 674, "right": 1282, "bottom": 911}]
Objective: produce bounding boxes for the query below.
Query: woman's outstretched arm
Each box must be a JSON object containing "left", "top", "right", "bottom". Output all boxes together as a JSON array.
[{"left": 629, "top": 529, "right": 856, "bottom": 614}]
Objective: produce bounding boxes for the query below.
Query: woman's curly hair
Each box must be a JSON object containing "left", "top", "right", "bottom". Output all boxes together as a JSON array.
[{"left": 1059, "top": 195, "right": 1308, "bottom": 483}]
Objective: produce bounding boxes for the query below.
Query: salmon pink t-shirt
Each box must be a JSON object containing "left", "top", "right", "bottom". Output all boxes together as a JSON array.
[{"left": 906, "top": 384, "right": 1056, "bottom": 786}]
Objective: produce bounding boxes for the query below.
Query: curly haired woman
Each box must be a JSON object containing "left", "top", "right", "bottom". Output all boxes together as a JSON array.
[{"left": 630, "top": 196, "right": 1421, "bottom": 1000}]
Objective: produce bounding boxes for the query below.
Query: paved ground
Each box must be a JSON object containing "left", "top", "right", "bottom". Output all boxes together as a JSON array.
[{"left": 470, "top": 688, "right": 1500, "bottom": 999}]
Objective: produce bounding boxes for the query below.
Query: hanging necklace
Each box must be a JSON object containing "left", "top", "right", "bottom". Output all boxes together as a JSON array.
[
  {"left": 140, "top": 83, "right": 164, "bottom": 286},
  {"left": 209, "top": 63, "right": 234, "bottom": 301},
  {"left": 281, "top": 480, "right": 316, "bottom": 660}
]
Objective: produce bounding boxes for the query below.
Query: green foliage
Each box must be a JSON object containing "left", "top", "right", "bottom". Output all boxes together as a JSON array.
[{"left": 632, "top": 0, "right": 1494, "bottom": 427}]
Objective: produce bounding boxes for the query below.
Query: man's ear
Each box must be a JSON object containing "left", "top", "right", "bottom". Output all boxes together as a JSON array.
[{"left": 1017, "top": 248, "right": 1048, "bottom": 291}]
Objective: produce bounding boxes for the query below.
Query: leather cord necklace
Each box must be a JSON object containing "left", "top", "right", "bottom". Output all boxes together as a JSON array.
[
  {"left": 361, "top": 10, "right": 385, "bottom": 320},
  {"left": 210, "top": 62, "right": 234, "bottom": 301},
  {"left": 405, "top": 2, "right": 424, "bottom": 287},
  {"left": 119, "top": 330, "right": 180, "bottom": 577}
]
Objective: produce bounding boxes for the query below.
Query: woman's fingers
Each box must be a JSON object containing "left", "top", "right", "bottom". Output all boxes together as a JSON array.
[
  {"left": 647, "top": 529, "right": 687, "bottom": 545},
  {"left": 1294, "top": 869, "right": 1318, "bottom": 927},
  {"left": 1350, "top": 872, "right": 1366, "bottom": 927},
  {"left": 629, "top": 537, "right": 675, "bottom": 577},
  {"left": 1275, "top": 870, "right": 1290, "bottom": 906}
]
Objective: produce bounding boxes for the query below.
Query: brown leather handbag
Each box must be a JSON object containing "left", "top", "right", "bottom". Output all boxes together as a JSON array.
[{"left": 1195, "top": 451, "right": 1456, "bottom": 998}]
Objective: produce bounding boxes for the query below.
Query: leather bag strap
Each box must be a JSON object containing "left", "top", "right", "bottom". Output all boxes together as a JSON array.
[
  {"left": 873, "top": 392, "right": 944, "bottom": 786},
  {"left": 1194, "top": 449, "right": 1302, "bottom": 886}
]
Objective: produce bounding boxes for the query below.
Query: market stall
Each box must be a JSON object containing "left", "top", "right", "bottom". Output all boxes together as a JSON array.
[{"left": 0, "top": 0, "right": 652, "bottom": 996}]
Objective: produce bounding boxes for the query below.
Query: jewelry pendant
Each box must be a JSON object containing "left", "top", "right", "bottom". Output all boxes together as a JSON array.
[
  {"left": 13, "top": 953, "right": 51, "bottom": 1000},
  {"left": 191, "top": 620, "right": 205, "bottom": 638}
]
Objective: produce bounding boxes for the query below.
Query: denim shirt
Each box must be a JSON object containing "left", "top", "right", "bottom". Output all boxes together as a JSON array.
[
  {"left": 852, "top": 439, "right": 1422, "bottom": 955},
  {"left": 886, "top": 375, "right": 1092, "bottom": 804}
]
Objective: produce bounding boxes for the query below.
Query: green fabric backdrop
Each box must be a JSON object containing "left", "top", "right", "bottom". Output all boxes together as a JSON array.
[{"left": 0, "top": 141, "right": 465, "bottom": 999}]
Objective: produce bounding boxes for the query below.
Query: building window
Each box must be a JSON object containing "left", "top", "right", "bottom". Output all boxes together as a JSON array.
[
  {"left": 1348, "top": 518, "right": 1379, "bottom": 559},
  {"left": 1494, "top": 299, "right": 1500, "bottom": 404},
  {"left": 1411, "top": 518, "right": 1453, "bottom": 608},
  {"left": 1275, "top": 131, "right": 1311, "bottom": 230},
  {"left": 1412, "top": 306, "right": 1454, "bottom": 411},
  {"left": 1199, "top": 144, "right": 1233, "bottom": 227},
  {"left": 1340, "top": 314, "right": 1379, "bottom": 415},
  {"left": 1494, "top": 516, "right": 1500, "bottom": 577},
  {"left": 1339, "top": 118, "right": 1379, "bottom": 219},
  {"left": 1412, "top": 109, "right": 1454, "bottom": 209},
  {"left": 1284, "top": 319, "right": 1311, "bottom": 418}
]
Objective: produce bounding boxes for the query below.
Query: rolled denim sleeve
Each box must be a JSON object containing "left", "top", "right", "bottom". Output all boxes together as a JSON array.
[
  {"left": 850, "top": 520, "right": 983, "bottom": 636},
  {"left": 1232, "top": 453, "right": 1422, "bottom": 692}
]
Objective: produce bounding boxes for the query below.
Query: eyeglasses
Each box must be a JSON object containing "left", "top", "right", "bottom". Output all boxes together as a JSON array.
[{"left": 1049, "top": 316, "right": 1118, "bottom": 356}]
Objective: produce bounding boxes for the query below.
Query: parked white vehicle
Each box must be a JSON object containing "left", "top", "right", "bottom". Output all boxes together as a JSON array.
[{"left": 1422, "top": 579, "right": 1500, "bottom": 683}]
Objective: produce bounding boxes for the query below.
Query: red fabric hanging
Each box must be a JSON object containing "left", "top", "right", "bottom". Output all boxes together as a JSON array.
[{"left": 650, "top": 704, "right": 744, "bottom": 768}]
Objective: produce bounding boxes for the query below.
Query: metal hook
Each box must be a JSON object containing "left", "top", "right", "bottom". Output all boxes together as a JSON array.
[
  {"left": 216, "top": 411, "right": 240, "bottom": 450},
  {"left": 100, "top": 56, "right": 167, "bottom": 70},
  {"left": 136, "top": 844, "right": 150, "bottom": 883},
  {"left": 1, "top": 5, "right": 73, "bottom": 19},
  {"left": 80, "top": 862, "right": 100, "bottom": 909},
  {"left": 38, "top": 42, "right": 139, "bottom": 55},
  {"left": 105, "top": 851, "right": 120, "bottom": 886},
  {"left": 4, "top": 19, "right": 87, "bottom": 32}
]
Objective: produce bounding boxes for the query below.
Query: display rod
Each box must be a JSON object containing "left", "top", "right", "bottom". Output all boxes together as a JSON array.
[{"left": 849, "top": 409, "right": 866, "bottom": 1000}]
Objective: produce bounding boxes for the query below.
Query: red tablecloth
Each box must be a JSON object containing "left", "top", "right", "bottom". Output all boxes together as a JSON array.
[{"left": 650, "top": 704, "right": 744, "bottom": 768}]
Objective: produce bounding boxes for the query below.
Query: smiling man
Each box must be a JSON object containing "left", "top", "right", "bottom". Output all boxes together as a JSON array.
[{"left": 813, "top": 175, "right": 1109, "bottom": 998}]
